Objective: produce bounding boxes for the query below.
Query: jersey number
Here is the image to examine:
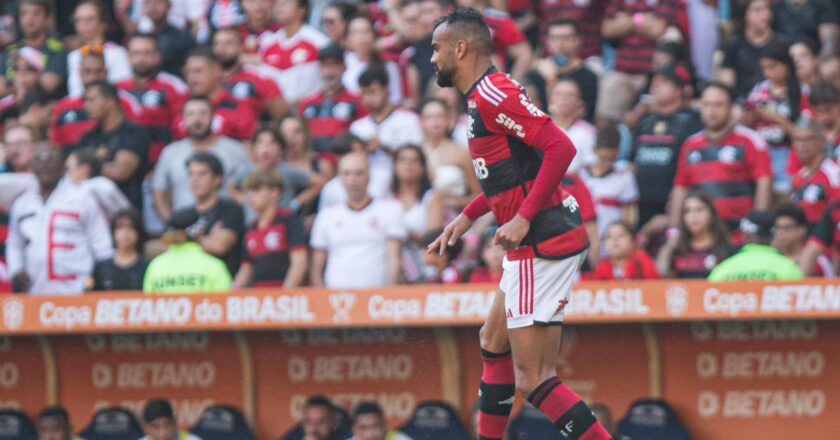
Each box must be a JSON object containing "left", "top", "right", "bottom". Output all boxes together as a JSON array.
[{"left": 473, "top": 158, "right": 489, "bottom": 180}]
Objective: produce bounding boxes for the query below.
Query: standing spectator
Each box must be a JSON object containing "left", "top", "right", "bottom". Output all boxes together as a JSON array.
[
  {"left": 350, "top": 66, "right": 423, "bottom": 151},
  {"left": 468, "top": 229, "right": 505, "bottom": 284},
  {"left": 589, "top": 221, "right": 659, "bottom": 280},
  {"left": 321, "top": 2, "right": 359, "bottom": 47},
  {"left": 239, "top": 0, "right": 282, "bottom": 53},
  {"left": 799, "top": 200, "right": 839, "bottom": 275},
  {"left": 259, "top": 0, "right": 331, "bottom": 103},
  {"left": 92, "top": 209, "right": 148, "bottom": 291},
  {"left": 67, "top": 1, "right": 131, "bottom": 97},
  {"left": 456, "top": 0, "right": 533, "bottom": 80},
  {"left": 530, "top": 20, "right": 598, "bottom": 122},
  {"left": 213, "top": 28, "right": 289, "bottom": 120},
  {"left": 598, "top": 0, "right": 684, "bottom": 122},
  {"left": 774, "top": 204, "right": 835, "bottom": 277},
  {"left": 118, "top": 33, "right": 189, "bottom": 165},
  {"left": 548, "top": 78, "right": 597, "bottom": 174},
  {"left": 536, "top": 0, "right": 604, "bottom": 63},
  {"left": 153, "top": 97, "right": 252, "bottom": 221},
  {"left": 772, "top": 0, "right": 839, "bottom": 54},
  {"left": 310, "top": 152, "right": 406, "bottom": 288},
  {"left": 138, "top": 0, "right": 195, "bottom": 75},
  {"left": 809, "top": 81, "right": 840, "bottom": 157},
  {"left": 173, "top": 152, "right": 246, "bottom": 275},
  {"left": 343, "top": 15, "right": 403, "bottom": 104},
  {"left": 670, "top": 83, "right": 773, "bottom": 235},
  {"left": 789, "top": 116, "right": 839, "bottom": 225},
  {"left": 708, "top": 211, "right": 804, "bottom": 281},
  {"left": 36, "top": 407, "right": 78, "bottom": 440},
  {"left": 234, "top": 170, "right": 308, "bottom": 288},
  {"left": 0, "top": 0, "right": 66, "bottom": 96},
  {"left": 656, "top": 192, "right": 732, "bottom": 278},
  {"left": 7, "top": 146, "right": 113, "bottom": 295},
  {"left": 299, "top": 44, "right": 368, "bottom": 153},
  {"left": 74, "top": 81, "right": 150, "bottom": 211},
  {"left": 581, "top": 124, "right": 639, "bottom": 236},
  {"left": 348, "top": 402, "right": 412, "bottom": 440},
  {"left": 631, "top": 66, "right": 703, "bottom": 227},
  {"left": 790, "top": 39, "right": 820, "bottom": 88},
  {"left": 138, "top": 400, "right": 202, "bottom": 440},
  {"left": 720, "top": 0, "right": 785, "bottom": 99},
  {"left": 64, "top": 147, "right": 131, "bottom": 219}
]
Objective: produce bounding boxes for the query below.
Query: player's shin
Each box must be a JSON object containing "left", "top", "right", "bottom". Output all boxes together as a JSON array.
[
  {"left": 527, "top": 377, "right": 612, "bottom": 439},
  {"left": 478, "top": 349, "right": 515, "bottom": 440}
]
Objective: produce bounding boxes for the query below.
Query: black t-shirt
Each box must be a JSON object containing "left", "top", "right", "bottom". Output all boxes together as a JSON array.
[
  {"left": 722, "top": 34, "right": 788, "bottom": 99},
  {"left": 72, "top": 120, "right": 150, "bottom": 210},
  {"left": 244, "top": 208, "right": 307, "bottom": 287},
  {"left": 158, "top": 25, "right": 195, "bottom": 77},
  {"left": 180, "top": 198, "right": 246, "bottom": 275},
  {"left": 773, "top": 0, "right": 839, "bottom": 50},
  {"left": 631, "top": 108, "right": 703, "bottom": 224},
  {"left": 92, "top": 258, "right": 148, "bottom": 291}
]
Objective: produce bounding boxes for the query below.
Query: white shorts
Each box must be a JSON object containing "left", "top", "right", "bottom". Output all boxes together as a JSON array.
[{"left": 499, "top": 251, "right": 586, "bottom": 329}]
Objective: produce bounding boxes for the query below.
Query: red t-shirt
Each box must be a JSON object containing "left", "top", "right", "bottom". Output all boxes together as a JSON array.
[
  {"left": 483, "top": 8, "right": 528, "bottom": 68},
  {"left": 589, "top": 249, "right": 659, "bottom": 280},
  {"left": 171, "top": 90, "right": 257, "bottom": 141},
  {"left": 298, "top": 89, "right": 367, "bottom": 153},
  {"left": 50, "top": 93, "right": 142, "bottom": 150},
  {"left": 224, "top": 67, "right": 283, "bottom": 119}
]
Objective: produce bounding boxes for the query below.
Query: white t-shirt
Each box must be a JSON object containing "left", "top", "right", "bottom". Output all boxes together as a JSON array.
[
  {"left": 67, "top": 42, "right": 132, "bottom": 97},
  {"left": 343, "top": 52, "right": 404, "bottom": 104},
  {"left": 580, "top": 166, "right": 639, "bottom": 236},
  {"left": 317, "top": 151, "right": 394, "bottom": 211},
  {"left": 562, "top": 119, "right": 597, "bottom": 174},
  {"left": 349, "top": 109, "right": 424, "bottom": 151},
  {"left": 310, "top": 198, "right": 407, "bottom": 289},
  {"left": 259, "top": 25, "right": 330, "bottom": 102}
]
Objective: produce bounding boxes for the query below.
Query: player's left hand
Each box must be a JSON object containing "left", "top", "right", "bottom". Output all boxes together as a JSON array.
[{"left": 495, "top": 214, "right": 531, "bottom": 249}]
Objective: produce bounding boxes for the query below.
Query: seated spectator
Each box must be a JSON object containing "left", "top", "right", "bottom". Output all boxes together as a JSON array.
[
  {"left": 790, "top": 39, "right": 820, "bottom": 89},
  {"left": 136, "top": 0, "right": 195, "bottom": 75},
  {"left": 656, "top": 192, "right": 732, "bottom": 278},
  {"left": 37, "top": 406, "right": 80, "bottom": 440},
  {"left": 321, "top": 2, "right": 358, "bottom": 47},
  {"left": 238, "top": 0, "right": 281, "bottom": 53},
  {"left": 139, "top": 400, "right": 201, "bottom": 440},
  {"left": 789, "top": 116, "right": 839, "bottom": 225},
  {"left": 468, "top": 229, "right": 504, "bottom": 284},
  {"left": 799, "top": 200, "right": 839, "bottom": 275},
  {"left": 295, "top": 396, "right": 346, "bottom": 440},
  {"left": 279, "top": 115, "right": 336, "bottom": 200},
  {"left": 153, "top": 96, "right": 251, "bottom": 221},
  {"left": 343, "top": 15, "right": 404, "bottom": 104},
  {"left": 349, "top": 402, "right": 412, "bottom": 440},
  {"left": 310, "top": 152, "right": 406, "bottom": 288},
  {"left": 1, "top": 122, "right": 36, "bottom": 173},
  {"left": 772, "top": 0, "right": 839, "bottom": 54},
  {"left": 8, "top": 145, "right": 113, "bottom": 294},
  {"left": 234, "top": 171, "right": 308, "bottom": 288},
  {"left": 774, "top": 204, "right": 835, "bottom": 277},
  {"left": 581, "top": 123, "right": 638, "bottom": 237},
  {"left": 66, "top": 1, "right": 131, "bottom": 97},
  {"left": 143, "top": 209, "right": 232, "bottom": 293},
  {"left": 548, "top": 78, "right": 596, "bottom": 174},
  {"left": 709, "top": 211, "right": 804, "bottom": 281},
  {"left": 350, "top": 66, "right": 424, "bottom": 152},
  {"left": 809, "top": 81, "right": 840, "bottom": 159},
  {"left": 456, "top": 0, "right": 533, "bottom": 80},
  {"left": 92, "top": 209, "right": 148, "bottom": 291},
  {"left": 298, "top": 44, "right": 367, "bottom": 154},
  {"left": 589, "top": 221, "right": 659, "bottom": 280},
  {"left": 0, "top": 0, "right": 66, "bottom": 96},
  {"left": 422, "top": 229, "right": 464, "bottom": 283},
  {"left": 720, "top": 0, "right": 784, "bottom": 99}
]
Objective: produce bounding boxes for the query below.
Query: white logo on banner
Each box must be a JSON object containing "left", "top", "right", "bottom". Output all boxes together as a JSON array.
[
  {"left": 2, "top": 298, "right": 24, "bottom": 331},
  {"left": 666, "top": 283, "right": 689, "bottom": 316},
  {"left": 329, "top": 292, "right": 357, "bottom": 323}
]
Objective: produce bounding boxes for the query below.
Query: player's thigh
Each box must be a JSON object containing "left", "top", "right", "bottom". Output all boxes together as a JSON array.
[
  {"left": 508, "top": 324, "right": 564, "bottom": 394},
  {"left": 479, "top": 290, "right": 510, "bottom": 353}
]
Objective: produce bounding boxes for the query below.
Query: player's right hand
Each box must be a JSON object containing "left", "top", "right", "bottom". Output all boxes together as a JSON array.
[{"left": 427, "top": 213, "right": 474, "bottom": 256}]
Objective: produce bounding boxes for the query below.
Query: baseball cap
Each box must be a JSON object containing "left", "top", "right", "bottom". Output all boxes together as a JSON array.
[
  {"left": 319, "top": 44, "right": 345, "bottom": 63},
  {"left": 167, "top": 210, "right": 200, "bottom": 235},
  {"left": 740, "top": 211, "right": 776, "bottom": 239},
  {"left": 653, "top": 65, "right": 691, "bottom": 88}
]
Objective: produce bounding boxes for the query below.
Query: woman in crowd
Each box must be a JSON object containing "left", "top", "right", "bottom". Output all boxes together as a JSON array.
[
  {"left": 279, "top": 117, "right": 335, "bottom": 213},
  {"left": 91, "top": 209, "right": 147, "bottom": 291},
  {"left": 790, "top": 39, "right": 820, "bottom": 90},
  {"left": 588, "top": 222, "right": 659, "bottom": 281},
  {"left": 321, "top": 2, "right": 358, "bottom": 46},
  {"left": 343, "top": 14, "right": 403, "bottom": 103},
  {"left": 656, "top": 192, "right": 732, "bottom": 278},
  {"left": 720, "top": 0, "right": 784, "bottom": 99}
]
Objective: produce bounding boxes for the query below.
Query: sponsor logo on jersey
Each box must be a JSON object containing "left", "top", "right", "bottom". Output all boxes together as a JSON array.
[{"left": 495, "top": 113, "right": 525, "bottom": 138}]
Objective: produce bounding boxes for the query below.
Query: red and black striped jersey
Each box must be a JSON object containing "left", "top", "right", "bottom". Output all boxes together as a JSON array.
[
  {"left": 224, "top": 67, "right": 283, "bottom": 119},
  {"left": 172, "top": 89, "right": 257, "bottom": 141},
  {"left": 791, "top": 158, "right": 840, "bottom": 225},
  {"left": 49, "top": 93, "right": 141, "bottom": 150},
  {"left": 244, "top": 208, "right": 307, "bottom": 287},
  {"left": 298, "top": 89, "right": 367, "bottom": 153},
  {"left": 466, "top": 67, "right": 588, "bottom": 259}
]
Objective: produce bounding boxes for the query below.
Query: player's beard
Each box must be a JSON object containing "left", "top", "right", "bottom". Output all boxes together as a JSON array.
[{"left": 436, "top": 66, "right": 455, "bottom": 87}]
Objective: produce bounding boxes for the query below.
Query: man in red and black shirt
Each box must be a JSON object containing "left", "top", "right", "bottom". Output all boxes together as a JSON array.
[
  {"left": 800, "top": 200, "right": 840, "bottom": 275},
  {"left": 298, "top": 44, "right": 367, "bottom": 153},
  {"left": 118, "top": 34, "right": 188, "bottom": 165},
  {"left": 790, "top": 116, "right": 839, "bottom": 225},
  {"left": 670, "top": 82, "right": 773, "bottom": 234},
  {"left": 429, "top": 9, "right": 609, "bottom": 440}
]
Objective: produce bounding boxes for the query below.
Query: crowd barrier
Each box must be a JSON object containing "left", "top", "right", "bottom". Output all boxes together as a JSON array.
[{"left": 1, "top": 279, "right": 838, "bottom": 439}]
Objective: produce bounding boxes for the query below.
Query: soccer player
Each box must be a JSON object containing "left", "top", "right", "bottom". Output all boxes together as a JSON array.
[{"left": 427, "top": 9, "right": 610, "bottom": 440}]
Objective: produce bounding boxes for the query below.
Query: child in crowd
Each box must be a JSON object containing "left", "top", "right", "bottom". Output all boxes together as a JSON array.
[{"left": 588, "top": 221, "right": 659, "bottom": 280}]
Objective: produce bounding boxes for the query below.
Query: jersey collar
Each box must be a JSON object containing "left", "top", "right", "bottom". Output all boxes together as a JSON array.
[{"left": 464, "top": 66, "right": 498, "bottom": 98}]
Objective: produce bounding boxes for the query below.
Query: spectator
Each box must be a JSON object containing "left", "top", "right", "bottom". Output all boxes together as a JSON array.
[
  {"left": 310, "top": 152, "right": 406, "bottom": 288},
  {"left": 656, "top": 191, "right": 732, "bottom": 278},
  {"left": 175, "top": 152, "right": 246, "bottom": 275},
  {"left": 280, "top": 115, "right": 337, "bottom": 183},
  {"left": 708, "top": 211, "right": 804, "bottom": 281},
  {"left": 548, "top": 78, "right": 597, "bottom": 174},
  {"left": 321, "top": 2, "right": 358, "bottom": 46},
  {"left": 213, "top": 28, "right": 289, "bottom": 120},
  {"left": 67, "top": 0, "right": 131, "bottom": 97},
  {"left": 139, "top": 400, "right": 202, "bottom": 440},
  {"left": 581, "top": 123, "right": 639, "bottom": 237},
  {"left": 536, "top": 0, "right": 604, "bottom": 64},
  {"left": 421, "top": 228, "right": 464, "bottom": 283},
  {"left": 402, "top": 0, "right": 454, "bottom": 102},
  {"left": 743, "top": 38, "right": 808, "bottom": 193},
  {"left": 259, "top": 0, "right": 331, "bottom": 103},
  {"left": 153, "top": 96, "right": 251, "bottom": 221},
  {"left": 299, "top": 396, "right": 343, "bottom": 440},
  {"left": 350, "top": 66, "right": 424, "bottom": 151},
  {"left": 299, "top": 44, "right": 367, "bottom": 154},
  {"left": 138, "top": 0, "right": 195, "bottom": 75},
  {"left": 774, "top": 204, "right": 835, "bottom": 277},
  {"left": 598, "top": 0, "right": 684, "bottom": 122},
  {"left": 809, "top": 81, "right": 840, "bottom": 158},
  {"left": 37, "top": 406, "right": 78, "bottom": 440},
  {"left": 468, "top": 228, "right": 505, "bottom": 284},
  {"left": 1, "top": 123, "right": 36, "bottom": 174},
  {"left": 0, "top": 0, "right": 66, "bottom": 97},
  {"left": 789, "top": 116, "right": 839, "bottom": 225},
  {"left": 7, "top": 145, "right": 113, "bottom": 295},
  {"left": 73, "top": 81, "right": 150, "bottom": 211},
  {"left": 456, "top": 0, "right": 534, "bottom": 80},
  {"left": 589, "top": 221, "right": 659, "bottom": 280},
  {"left": 0, "top": 48, "right": 44, "bottom": 127},
  {"left": 174, "top": 48, "right": 257, "bottom": 141},
  {"left": 349, "top": 402, "right": 412, "bottom": 440},
  {"left": 234, "top": 170, "right": 308, "bottom": 288},
  {"left": 64, "top": 147, "right": 131, "bottom": 218},
  {"left": 343, "top": 15, "right": 404, "bottom": 104},
  {"left": 818, "top": 52, "right": 840, "bottom": 94},
  {"left": 790, "top": 39, "right": 820, "bottom": 88},
  {"left": 238, "top": 0, "right": 282, "bottom": 53},
  {"left": 799, "top": 200, "right": 839, "bottom": 275},
  {"left": 720, "top": 0, "right": 785, "bottom": 99},
  {"left": 772, "top": 0, "right": 839, "bottom": 54},
  {"left": 530, "top": 20, "right": 598, "bottom": 122},
  {"left": 631, "top": 65, "right": 703, "bottom": 228},
  {"left": 118, "top": 33, "right": 189, "bottom": 165},
  {"left": 670, "top": 83, "right": 773, "bottom": 237},
  {"left": 92, "top": 209, "right": 148, "bottom": 291}
]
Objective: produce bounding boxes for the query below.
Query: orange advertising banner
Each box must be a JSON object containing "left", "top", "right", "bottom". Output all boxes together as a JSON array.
[
  {"left": 1, "top": 280, "right": 838, "bottom": 335},
  {"left": 0, "top": 336, "right": 50, "bottom": 416}
]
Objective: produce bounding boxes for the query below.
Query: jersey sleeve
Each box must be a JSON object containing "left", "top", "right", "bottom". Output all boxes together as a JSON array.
[{"left": 478, "top": 75, "right": 552, "bottom": 147}]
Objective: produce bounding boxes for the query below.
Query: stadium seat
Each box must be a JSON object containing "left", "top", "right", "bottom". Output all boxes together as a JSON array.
[
  {"left": 190, "top": 405, "right": 256, "bottom": 440},
  {"left": 398, "top": 401, "right": 470, "bottom": 440},
  {"left": 615, "top": 398, "right": 691, "bottom": 440},
  {"left": 0, "top": 409, "right": 37, "bottom": 440},
  {"left": 77, "top": 407, "right": 144, "bottom": 440},
  {"left": 507, "top": 404, "right": 566, "bottom": 439}
]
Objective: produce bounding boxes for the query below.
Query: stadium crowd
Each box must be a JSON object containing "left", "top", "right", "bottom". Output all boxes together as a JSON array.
[{"left": 0, "top": 0, "right": 838, "bottom": 296}]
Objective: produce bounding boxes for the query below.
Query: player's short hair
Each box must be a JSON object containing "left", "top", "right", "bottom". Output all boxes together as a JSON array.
[
  {"left": 774, "top": 204, "right": 808, "bottom": 227},
  {"left": 359, "top": 66, "right": 390, "bottom": 88},
  {"left": 434, "top": 8, "right": 492, "bottom": 56},
  {"left": 244, "top": 170, "right": 285, "bottom": 191},
  {"left": 547, "top": 19, "right": 579, "bottom": 35},
  {"left": 186, "top": 151, "right": 225, "bottom": 177},
  {"left": 351, "top": 402, "right": 384, "bottom": 423},
  {"left": 700, "top": 81, "right": 735, "bottom": 102},
  {"left": 71, "top": 147, "right": 102, "bottom": 177},
  {"left": 86, "top": 80, "right": 120, "bottom": 103}
]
